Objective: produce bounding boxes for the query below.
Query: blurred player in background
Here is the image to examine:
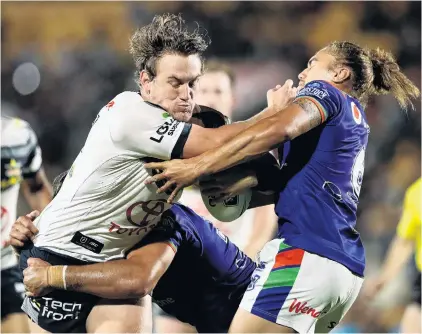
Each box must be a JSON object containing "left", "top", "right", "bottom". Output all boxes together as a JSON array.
[
  {"left": 1, "top": 116, "right": 53, "bottom": 333},
  {"left": 145, "top": 41, "right": 420, "bottom": 333},
  {"left": 366, "top": 177, "right": 421, "bottom": 333},
  {"left": 154, "top": 59, "right": 278, "bottom": 333},
  {"left": 192, "top": 59, "right": 277, "bottom": 256}
]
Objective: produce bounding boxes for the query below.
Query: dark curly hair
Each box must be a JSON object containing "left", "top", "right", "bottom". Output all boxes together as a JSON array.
[{"left": 129, "top": 13, "right": 210, "bottom": 86}]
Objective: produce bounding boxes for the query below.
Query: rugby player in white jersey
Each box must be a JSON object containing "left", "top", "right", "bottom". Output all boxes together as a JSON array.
[
  {"left": 18, "top": 13, "right": 296, "bottom": 333},
  {"left": 1, "top": 116, "right": 53, "bottom": 333},
  {"left": 154, "top": 59, "right": 278, "bottom": 333}
]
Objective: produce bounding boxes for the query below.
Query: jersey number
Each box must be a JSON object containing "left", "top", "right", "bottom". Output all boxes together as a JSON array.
[{"left": 351, "top": 146, "right": 365, "bottom": 198}]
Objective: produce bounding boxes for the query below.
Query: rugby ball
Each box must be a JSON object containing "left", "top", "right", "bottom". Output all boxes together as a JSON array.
[{"left": 201, "top": 190, "right": 252, "bottom": 222}]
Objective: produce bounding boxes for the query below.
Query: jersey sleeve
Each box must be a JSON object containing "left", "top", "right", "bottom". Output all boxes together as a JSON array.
[
  {"left": 294, "top": 80, "right": 344, "bottom": 122},
  {"left": 108, "top": 92, "right": 192, "bottom": 160},
  {"left": 136, "top": 211, "right": 185, "bottom": 252},
  {"left": 181, "top": 205, "right": 251, "bottom": 281},
  {"left": 397, "top": 181, "right": 420, "bottom": 241},
  {"left": 21, "top": 123, "right": 43, "bottom": 179}
]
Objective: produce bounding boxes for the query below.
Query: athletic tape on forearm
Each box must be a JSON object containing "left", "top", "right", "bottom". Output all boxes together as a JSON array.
[{"left": 47, "top": 265, "right": 67, "bottom": 290}]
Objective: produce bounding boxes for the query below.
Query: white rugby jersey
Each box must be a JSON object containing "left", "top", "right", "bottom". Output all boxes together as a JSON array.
[
  {"left": 33, "top": 92, "right": 191, "bottom": 262},
  {"left": 1, "top": 117, "right": 43, "bottom": 269},
  {"left": 179, "top": 187, "right": 254, "bottom": 250}
]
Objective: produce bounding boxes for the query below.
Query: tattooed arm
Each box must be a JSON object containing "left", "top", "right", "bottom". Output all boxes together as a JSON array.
[
  {"left": 187, "top": 98, "right": 324, "bottom": 176},
  {"left": 145, "top": 96, "right": 328, "bottom": 201}
]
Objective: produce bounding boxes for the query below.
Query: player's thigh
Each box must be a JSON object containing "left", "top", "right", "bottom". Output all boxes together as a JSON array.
[
  {"left": 314, "top": 277, "right": 362, "bottom": 334},
  {"left": 154, "top": 315, "right": 197, "bottom": 333},
  {"left": 237, "top": 238, "right": 361, "bottom": 333},
  {"left": 1, "top": 266, "right": 30, "bottom": 333},
  {"left": 153, "top": 305, "right": 196, "bottom": 333},
  {"left": 229, "top": 307, "right": 296, "bottom": 333},
  {"left": 86, "top": 295, "right": 152, "bottom": 333},
  {"left": 1, "top": 314, "right": 31, "bottom": 333},
  {"left": 400, "top": 303, "right": 421, "bottom": 334},
  {"left": 27, "top": 319, "right": 51, "bottom": 333}
]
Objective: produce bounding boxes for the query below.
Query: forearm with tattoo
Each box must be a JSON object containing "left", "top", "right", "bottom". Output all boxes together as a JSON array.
[{"left": 194, "top": 101, "right": 326, "bottom": 176}]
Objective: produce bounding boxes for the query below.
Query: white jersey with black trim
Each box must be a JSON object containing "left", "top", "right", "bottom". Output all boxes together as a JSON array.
[
  {"left": 1, "top": 116, "right": 43, "bottom": 269},
  {"left": 33, "top": 92, "right": 190, "bottom": 262}
]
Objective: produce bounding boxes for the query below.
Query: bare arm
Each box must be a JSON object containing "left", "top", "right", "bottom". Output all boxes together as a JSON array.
[
  {"left": 182, "top": 106, "right": 278, "bottom": 159},
  {"left": 377, "top": 236, "right": 414, "bottom": 285},
  {"left": 194, "top": 99, "right": 323, "bottom": 175},
  {"left": 145, "top": 99, "right": 324, "bottom": 202},
  {"left": 21, "top": 168, "right": 53, "bottom": 211},
  {"left": 182, "top": 80, "right": 297, "bottom": 159},
  {"left": 24, "top": 242, "right": 175, "bottom": 299}
]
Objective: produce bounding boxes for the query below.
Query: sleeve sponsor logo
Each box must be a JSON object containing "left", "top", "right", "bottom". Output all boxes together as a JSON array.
[
  {"left": 150, "top": 118, "right": 181, "bottom": 143},
  {"left": 298, "top": 86, "right": 329, "bottom": 100}
]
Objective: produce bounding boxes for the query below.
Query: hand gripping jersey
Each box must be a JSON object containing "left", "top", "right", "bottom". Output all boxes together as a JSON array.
[
  {"left": 33, "top": 92, "right": 191, "bottom": 262},
  {"left": 1, "top": 117, "right": 43, "bottom": 269},
  {"left": 276, "top": 81, "right": 370, "bottom": 276},
  {"left": 137, "top": 204, "right": 256, "bottom": 332}
]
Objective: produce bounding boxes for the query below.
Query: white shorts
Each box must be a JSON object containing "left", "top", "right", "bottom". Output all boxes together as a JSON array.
[{"left": 240, "top": 238, "right": 363, "bottom": 333}]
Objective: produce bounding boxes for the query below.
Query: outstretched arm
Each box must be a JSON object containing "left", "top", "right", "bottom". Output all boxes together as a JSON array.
[
  {"left": 195, "top": 99, "right": 322, "bottom": 173},
  {"left": 23, "top": 242, "right": 175, "bottom": 299},
  {"left": 146, "top": 97, "right": 325, "bottom": 202}
]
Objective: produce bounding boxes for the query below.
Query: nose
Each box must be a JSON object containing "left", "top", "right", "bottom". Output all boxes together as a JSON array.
[
  {"left": 298, "top": 69, "right": 306, "bottom": 81},
  {"left": 179, "top": 84, "right": 193, "bottom": 102}
]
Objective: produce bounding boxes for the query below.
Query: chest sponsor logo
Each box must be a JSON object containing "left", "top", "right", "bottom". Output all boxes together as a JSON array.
[
  {"left": 108, "top": 221, "right": 157, "bottom": 236},
  {"left": 126, "top": 199, "right": 167, "bottom": 227}
]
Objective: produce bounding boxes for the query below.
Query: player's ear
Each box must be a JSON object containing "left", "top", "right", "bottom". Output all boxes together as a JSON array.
[
  {"left": 332, "top": 66, "right": 351, "bottom": 84},
  {"left": 140, "top": 70, "right": 152, "bottom": 94}
]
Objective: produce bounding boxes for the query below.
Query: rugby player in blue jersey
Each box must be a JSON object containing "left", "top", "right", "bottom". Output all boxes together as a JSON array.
[
  {"left": 144, "top": 41, "right": 420, "bottom": 333},
  {"left": 12, "top": 204, "right": 257, "bottom": 333}
]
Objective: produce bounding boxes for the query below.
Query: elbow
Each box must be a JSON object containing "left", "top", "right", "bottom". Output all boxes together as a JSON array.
[
  {"left": 118, "top": 277, "right": 153, "bottom": 299},
  {"left": 279, "top": 123, "right": 296, "bottom": 142}
]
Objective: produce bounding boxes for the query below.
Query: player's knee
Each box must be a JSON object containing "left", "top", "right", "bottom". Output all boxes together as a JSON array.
[{"left": 1, "top": 313, "right": 31, "bottom": 333}]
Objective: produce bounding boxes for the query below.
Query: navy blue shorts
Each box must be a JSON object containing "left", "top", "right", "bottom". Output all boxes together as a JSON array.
[{"left": 19, "top": 243, "right": 99, "bottom": 333}]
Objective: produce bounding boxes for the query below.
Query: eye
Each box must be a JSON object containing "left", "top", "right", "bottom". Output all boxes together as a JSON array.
[
  {"left": 169, "top": 81, "right": 180, "bottom": 88},
  {"left": 189, "top": 80, "right": 198, "bottom": 88}
]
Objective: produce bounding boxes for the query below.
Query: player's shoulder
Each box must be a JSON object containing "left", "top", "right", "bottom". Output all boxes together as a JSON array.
[
  {"left": 298, "top": 80, "right": 345, "bottom": 100},
  {"left": 107, "top": 91, "right": 167, "bottom": 126},
  {"left": 1, "top": 116, "right": 37, "bottom": 148},
  {"left": 112, "top": 91, "right": 163, "bottom": 112}
]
